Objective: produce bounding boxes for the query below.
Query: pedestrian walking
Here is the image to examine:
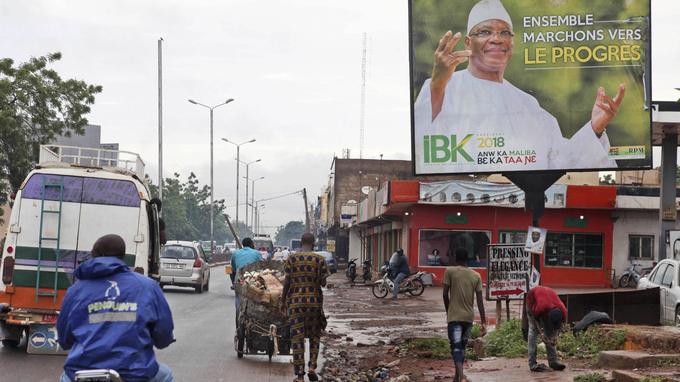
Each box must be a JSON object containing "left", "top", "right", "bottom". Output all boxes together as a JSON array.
[
  {"left": 525, "top": 286, "right": 567, "bottom": 372},
  {"left": 442, "top": 248, "right": 487, "bottom": 382},
  {"left": 282, "top": 233, "right": 328, "bottom": 382},
  {"left": 389, "top": 248, "right": 410, "bottom": 300}
]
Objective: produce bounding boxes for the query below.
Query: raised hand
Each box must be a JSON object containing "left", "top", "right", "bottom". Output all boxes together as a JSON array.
[
  {"left": 591, "top": 84, "right": 625, "bottom": 136},
  {"left": 431, "top": 31, "right": 471, "bottom": 120}
]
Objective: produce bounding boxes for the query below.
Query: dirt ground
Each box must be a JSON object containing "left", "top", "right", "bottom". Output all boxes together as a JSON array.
[{"left": 318, "top": 272, "right": 680, "bottom": 382}]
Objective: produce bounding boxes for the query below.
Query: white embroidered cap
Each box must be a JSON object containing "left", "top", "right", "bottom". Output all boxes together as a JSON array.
[{"left": 467, "top": 0, "right": 513, "bottom": 34}]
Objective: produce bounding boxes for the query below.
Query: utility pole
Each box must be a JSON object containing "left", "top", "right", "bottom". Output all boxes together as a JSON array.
[
  {"left": 302, "top": 187, "right": 310, "bottom": 232},
  {"left": 157, "top": 38, "right": 163, "bottom": 210},
  {"left": 359, "top": 32, "right": 367, "bottom": 159}
]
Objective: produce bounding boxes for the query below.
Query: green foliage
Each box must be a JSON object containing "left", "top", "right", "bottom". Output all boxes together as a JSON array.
[
  {"left": 639, "top": 377, "right": 663, "bottom": 382},
  {"left": 470, "top": 323, "right": 482, "bottom": 339},
  {"left": 0, "top": 53, "right": 102, "bottom": 195},
  {"left": 274, "top": 221, "right": 305, "bottom": 247},
  {"left": 573, "top": 373, "right": 606, "bottom": 382},
  {"left": 557, "top": 327, "right": 626, "bottom": 358},
  {"left": 148, "top": 173, "right": 254, "bottom": 243},
  {"left": 484, "top": 319, "right": 527, "bottom": 358},
  {"left": 464, "top": 347, "right": 479, "bottom": 361},
  {"left": 405, "top": 338, "right": 451, "bottom": 360}
]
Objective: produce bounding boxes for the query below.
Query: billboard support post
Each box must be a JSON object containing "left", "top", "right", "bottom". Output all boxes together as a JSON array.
[{"left": 503, "top": 171, "right": 563, "bottom": 336}]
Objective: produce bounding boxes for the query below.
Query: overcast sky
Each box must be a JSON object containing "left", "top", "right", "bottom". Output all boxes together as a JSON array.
[{"left": 3, "top": 1, "right": 679, "bottom": 236}]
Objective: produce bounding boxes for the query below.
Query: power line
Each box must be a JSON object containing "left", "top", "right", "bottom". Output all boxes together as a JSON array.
[{"left": 256, "top": 189, "right": 303, "bottom": 203}]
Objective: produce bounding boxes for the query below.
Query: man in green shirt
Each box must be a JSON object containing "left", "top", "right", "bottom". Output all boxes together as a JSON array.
[{"left": 443, "top": 248, "right": 487, "bottom": 382}]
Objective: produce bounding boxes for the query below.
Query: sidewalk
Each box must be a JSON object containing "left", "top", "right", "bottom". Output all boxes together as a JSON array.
[{"left": 319, "top": 273, "right": 678, "bottom": 382}]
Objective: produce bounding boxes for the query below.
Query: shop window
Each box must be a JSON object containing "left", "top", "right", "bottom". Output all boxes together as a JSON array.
[
  {"left": 628, "top": 235, "right": 654, "bottom": 260},
  {"left": 544, "top": 233, "right": 603, "bottom": 268},
  {"left": 499, "top": 231, "right": 527, "bottom": 245},
  {"left": 418, "top": 229, "right": 490, "bottom": 267}
]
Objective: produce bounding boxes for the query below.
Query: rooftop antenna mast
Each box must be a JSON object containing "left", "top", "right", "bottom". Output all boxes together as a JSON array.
[{"left": 359, "top": 32, "right": 367, "bottom": 159}]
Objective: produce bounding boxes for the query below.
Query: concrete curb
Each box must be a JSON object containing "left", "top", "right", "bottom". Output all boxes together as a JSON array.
[{"left": 597, "top": 350, "right": 680, "bottom": 369}]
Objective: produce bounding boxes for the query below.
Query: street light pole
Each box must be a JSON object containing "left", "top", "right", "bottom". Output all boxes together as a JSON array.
[
  {"left": 237, "top": 158, "right": 261, "bottom": 231},
  {"left": 251, "top": 176, "right": 264, "bottom": 233},
  {"left": 222, "top": 138, "right": 256, "bottom": 236},
  {"left": 188, "top": 98, "right": 234, "bottom": 256}
]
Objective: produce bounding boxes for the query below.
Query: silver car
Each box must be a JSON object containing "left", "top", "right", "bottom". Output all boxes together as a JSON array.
[
  {"left": 159, "top": 241, "right": 210, "bottom": 293},
  {"left": 637, "top": 258, "right": 680, "bottom": 326}
]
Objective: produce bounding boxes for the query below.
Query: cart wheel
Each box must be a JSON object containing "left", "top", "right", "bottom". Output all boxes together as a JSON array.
[{"left": 237, "top": 326, "right": 245, "bottom": 359}]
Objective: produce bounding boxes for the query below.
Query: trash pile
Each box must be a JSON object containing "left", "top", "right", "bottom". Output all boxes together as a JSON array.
[
  {"left": 239, "top": 268, "right": 285, "bottom": 307},
  {"left": 235, "top": 260, "right": 287, "bottom": 312}
]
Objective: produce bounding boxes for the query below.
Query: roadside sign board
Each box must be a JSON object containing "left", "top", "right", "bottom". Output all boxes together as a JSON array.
[{"left": 486, "top": 244, "right": 531, "bottom": 301}]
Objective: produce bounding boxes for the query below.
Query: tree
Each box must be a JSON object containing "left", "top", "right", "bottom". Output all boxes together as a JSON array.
[
  {"left": 147, "top": 172, "right": 244, "bottom": 244},
  {"left": 0, "top": 52, "right": 102, "bottom": 198},
  {"left": 275, "top": 221, "right": 305, "bottom": 246}
]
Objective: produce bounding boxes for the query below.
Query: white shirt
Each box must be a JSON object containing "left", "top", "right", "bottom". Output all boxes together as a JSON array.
[{"left": 414, "top": 70, "right": 617, "bottom": 173}]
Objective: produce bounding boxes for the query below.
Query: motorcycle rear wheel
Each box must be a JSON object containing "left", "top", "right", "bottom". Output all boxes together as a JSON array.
[
  {"left": 618, "top": 274, "right": 631, "bottom": 288},
  {"left": 372, "top": 283, "right": 389, "bottom": 298},
  {"left": 407, "top": 279, "right": 425, "bottom": 296}
]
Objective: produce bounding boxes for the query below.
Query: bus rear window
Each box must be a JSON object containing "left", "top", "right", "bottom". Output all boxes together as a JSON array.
[
  {"left": 83, "top": 178, "right": 140, "bottom": 207},
  {"left": 22, "top": 174, "right": 140, "bottom": 207},
  {"left": 22, "top": 174, "right": 83, "bottom": 203}
]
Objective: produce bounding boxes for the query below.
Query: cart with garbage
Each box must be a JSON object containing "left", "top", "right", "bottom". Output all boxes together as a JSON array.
[{"left": 234, "top": 260, "right": 291, "bottom": 361}]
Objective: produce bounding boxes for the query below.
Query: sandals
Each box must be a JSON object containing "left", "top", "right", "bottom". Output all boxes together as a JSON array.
[{"left": 530, "top": 363, "right": 551, "bottom": 372}]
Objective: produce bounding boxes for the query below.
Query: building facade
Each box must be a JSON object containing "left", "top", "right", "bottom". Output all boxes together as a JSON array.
[{"left": 352, "top": 179, "right": 680, "bottom": 288}]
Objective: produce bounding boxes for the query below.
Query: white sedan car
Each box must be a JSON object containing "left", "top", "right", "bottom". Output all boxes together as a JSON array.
[{"left": 637, "top": 258, "right": 680, "bottom": 326}]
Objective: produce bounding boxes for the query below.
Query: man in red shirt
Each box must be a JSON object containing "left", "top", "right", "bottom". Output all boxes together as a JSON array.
[{"left": 526, "top": 286, "right": 567, "bottom": 372}]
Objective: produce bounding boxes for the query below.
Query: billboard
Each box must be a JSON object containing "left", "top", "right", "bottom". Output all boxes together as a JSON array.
[{"left": 410, "top": 0, "right": 651, "bottom": 175}]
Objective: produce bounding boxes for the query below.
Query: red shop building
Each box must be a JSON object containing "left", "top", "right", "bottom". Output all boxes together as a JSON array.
[{"left": 351, "top": 179, "right": 618, "bottom": 288}]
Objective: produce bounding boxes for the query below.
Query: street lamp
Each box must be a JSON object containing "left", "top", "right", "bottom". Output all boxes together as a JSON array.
[
  {"left": 237, "top": 158, "right": 261, "bottom": 230},
  {"left": 255, "top": 203, "right": 266, "bottom": 235},
  {"left": 250, "top": 176, "right": 265, "bottom": 232},
  {"left": 188, "top": 98, "right": 234, "bottom": 256},
  {"left": 222, "top": 138, "right": 256, "bottom": 234}
]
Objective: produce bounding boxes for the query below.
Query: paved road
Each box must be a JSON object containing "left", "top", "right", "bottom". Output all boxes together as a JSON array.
[{"left": 0, "top": 267, "right": 294, "bottom": 381}]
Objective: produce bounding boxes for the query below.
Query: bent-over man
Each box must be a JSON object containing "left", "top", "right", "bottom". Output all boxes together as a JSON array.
[{"left": 526, "top": 285, "right": 567, "bottom": 372}]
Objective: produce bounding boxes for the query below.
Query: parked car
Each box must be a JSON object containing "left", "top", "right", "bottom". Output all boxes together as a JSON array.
[
  {"left": 316, "top": 251, "right": 337, "bottom": 273},
  {"left": 160, "top": 241, "right": 211, "bottom": 293},
  {"left": 637, "top": 258, "right": 680, "bottom": 326}
]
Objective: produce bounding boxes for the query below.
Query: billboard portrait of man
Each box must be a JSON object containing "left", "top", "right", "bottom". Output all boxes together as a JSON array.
[{"left": 411, "top": 0, "right": 651, "bottom": 175}]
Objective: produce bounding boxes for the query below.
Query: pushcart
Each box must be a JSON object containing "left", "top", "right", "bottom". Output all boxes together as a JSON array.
[{"left": 234, "top": 260, "right": 291, "bottom": 361}]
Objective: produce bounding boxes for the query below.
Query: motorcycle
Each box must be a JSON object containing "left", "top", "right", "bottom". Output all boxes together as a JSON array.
[
  {"left": 74, "top": 369, "right": 123, "bottom": 382},
  {"left": 361, "top": 259, "right": 372, "bottom": 283},
  {"left": 371, "top": 262, "right": 432, "bottom": 298},
  {"left": 618, "top": 261, "right": 655, "bottom": 288},
  {"left": 346, "top": 258, "right": 357, "bottom": 283}
]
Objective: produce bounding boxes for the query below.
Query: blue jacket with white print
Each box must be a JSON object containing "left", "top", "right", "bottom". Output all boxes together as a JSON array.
[{"left": 57, "top": 256, "right": 174, "bottom": 382}]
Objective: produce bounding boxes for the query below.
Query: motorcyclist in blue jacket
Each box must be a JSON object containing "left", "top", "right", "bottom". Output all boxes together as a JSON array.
[
  {"left": 57, "top": 234, "right": 175, "bottom": 382},
  {"left": 389, "top": 248, "right": 411, "bottom": 300}
]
